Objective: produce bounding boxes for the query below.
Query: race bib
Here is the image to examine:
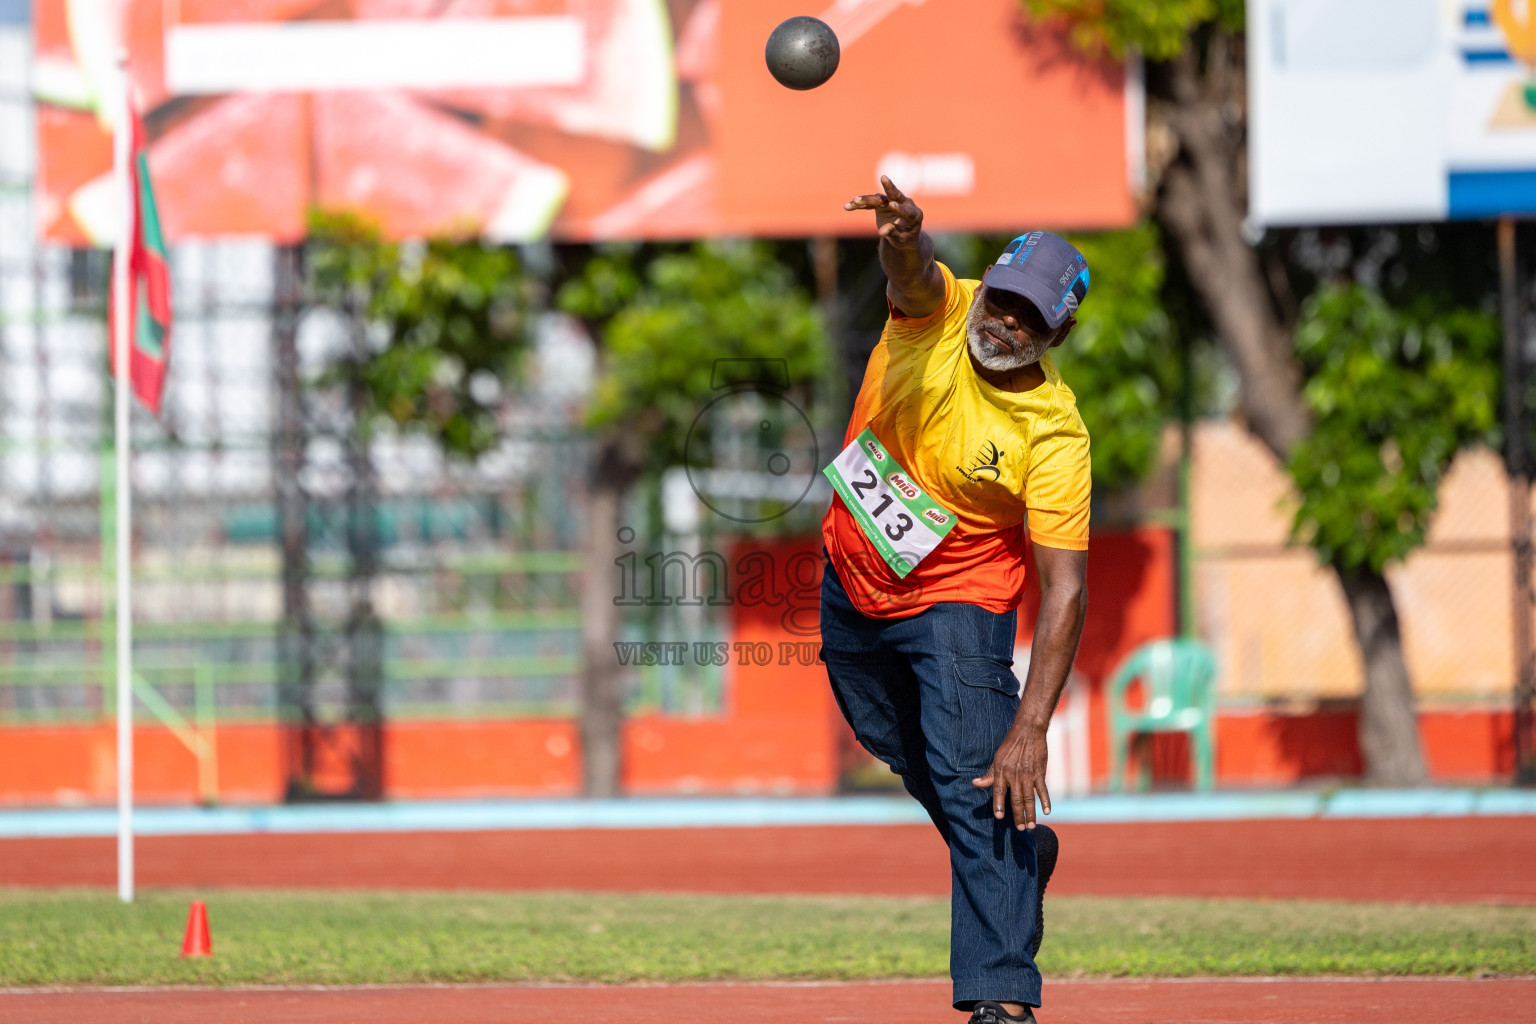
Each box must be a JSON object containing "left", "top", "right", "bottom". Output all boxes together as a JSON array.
[{"left": 823, "top": 428, "right": 957, "bottom": 578}]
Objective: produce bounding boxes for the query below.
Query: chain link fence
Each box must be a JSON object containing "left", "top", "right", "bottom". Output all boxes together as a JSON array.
[
  {"left": 1191, "top": 419, "right": 1522, "bottom": 709},
  {"left": 0, "top": 22, "right": 619, "bottom": 746},
  {"left": 0, "top": 236, "right": 601, "bottom": 727}
]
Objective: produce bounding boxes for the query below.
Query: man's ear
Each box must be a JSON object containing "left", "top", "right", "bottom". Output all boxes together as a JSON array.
[{"left": 1050, "top": 315, "right": 1078, "bottom": 348}]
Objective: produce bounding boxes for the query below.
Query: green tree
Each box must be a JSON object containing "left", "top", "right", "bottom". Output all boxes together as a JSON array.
[
  {"left": 307, "top": 211, "right": 541, "bottom": 458},
  {"left": 1055, "top": 223, "right": 1218, "bottom": 490},
  {"left": 1020, "top": 0, "right": 1244, "bottom": 61},
  {"left": 305, "top": 224, "right": 830, "bottom": 798},
  {"left": 557, "top": 241, "right": 831, "bottom": 797},
  {"left": 1019, "top": 0, "right": 1503, "bottom": 783},
  {"left": 1286, "top": 286, "right": 1500, "bottom": 765},
  {"left": 1289, "top": 286, "right": 1500, "bottom": 573},
  {"left": 569, "top": 242, "right": 828, "bottom": 474}
]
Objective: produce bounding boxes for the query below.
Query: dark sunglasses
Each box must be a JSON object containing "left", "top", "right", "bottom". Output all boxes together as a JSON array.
[{"left": 982, "top": 285, "right": 1048, "bottom": 333}]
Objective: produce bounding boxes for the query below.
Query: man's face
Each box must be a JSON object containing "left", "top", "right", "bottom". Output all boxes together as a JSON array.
[{"left": 964, "top": 275, "right": 1064, "bottom": 373}]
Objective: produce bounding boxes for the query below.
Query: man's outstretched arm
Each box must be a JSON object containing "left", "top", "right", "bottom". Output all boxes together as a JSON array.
[
  {"left": 844, "top": 175, "right": 945, "bottom": 318},
  {"left": 973, "top": 543, "right": 1088, "bottom": 829}
]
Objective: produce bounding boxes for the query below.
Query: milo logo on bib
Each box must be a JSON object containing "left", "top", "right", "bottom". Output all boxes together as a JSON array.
[
  {"left": 824, "top": 429, "right": 958, "bottom": 579},
  {"left": 886, "top": 472, "right": 919, "bottom": 500}
]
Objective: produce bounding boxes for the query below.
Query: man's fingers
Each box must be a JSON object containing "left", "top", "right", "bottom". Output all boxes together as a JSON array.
[
  {"left": 878, "top": 178, "right": 920, "bottom": 223},
  {"left": 1011, "top": 773, "right": 1031, "bottom": 830},
  {"left": 979, "top": 767, "right": 1050, "bottom": 828},
  {"left": 845, "top": 194, "right": 890, "bottom": 210}
]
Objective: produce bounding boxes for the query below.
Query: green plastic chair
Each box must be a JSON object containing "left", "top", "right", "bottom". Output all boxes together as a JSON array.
[{"left": 1106, "top": 639, "right": 1218, "bottom": 792}]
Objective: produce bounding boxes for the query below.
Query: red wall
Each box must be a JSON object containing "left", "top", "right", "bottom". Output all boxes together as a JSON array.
[
  {"left": 1213, "top": 706, "right": 1516, "bottom": 785},
  {"left": 1014, "top": 529, "right": 1179, "bottom": 787},
  {"left": 0, "top": 708, "right": 1511, "bottom": 807},
  {"left": 0, "top": 531, "right": 1517, "bottom": 807}
]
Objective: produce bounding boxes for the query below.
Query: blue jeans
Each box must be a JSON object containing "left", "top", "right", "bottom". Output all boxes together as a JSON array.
[{"left": 820, "top": 557, "right": 1048, "bottom": 1011}]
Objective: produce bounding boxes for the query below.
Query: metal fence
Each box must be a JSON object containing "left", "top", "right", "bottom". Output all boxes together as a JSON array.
[
  {"left": 1190, "top": 420, "right": 1525, "bottom": 711},
  {"left": 0, "top": 232, "right": 598, "bottom": 725},
  {"left": 0, "top": 25, "right": 702, "bottom": 765}
]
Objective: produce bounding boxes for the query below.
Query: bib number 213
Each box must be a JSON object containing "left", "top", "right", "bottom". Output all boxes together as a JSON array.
[{"left": 823, "top": 429, "right": 956, "bottom": 578}]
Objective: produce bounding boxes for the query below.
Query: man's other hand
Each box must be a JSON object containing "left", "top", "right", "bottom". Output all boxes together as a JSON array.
[
  {"left": 973, "top": 724, "right": 1051, "bottom": 830},
  {"left": 845, "top": 176, "right": 924, "bottom": 249}
]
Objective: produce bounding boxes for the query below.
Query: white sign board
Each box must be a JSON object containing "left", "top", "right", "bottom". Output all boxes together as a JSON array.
[{"left": 1251, "top": 0, "right": 1536, "bottom": 225}]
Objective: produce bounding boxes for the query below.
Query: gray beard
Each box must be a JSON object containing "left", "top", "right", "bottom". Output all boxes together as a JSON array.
[{"left": 964, "top": 298, "right": 1051, "bottom": 372}]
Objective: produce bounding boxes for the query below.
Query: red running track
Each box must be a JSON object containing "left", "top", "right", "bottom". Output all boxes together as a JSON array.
[
  {"left": 3, "top": 818, "right": 1534, "bottom": 903},
  {"left": 5, "top": 979, "right": 1535, "bottom": 1023}
]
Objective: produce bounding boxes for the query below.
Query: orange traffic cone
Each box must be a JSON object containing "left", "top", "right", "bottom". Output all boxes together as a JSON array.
[{"left": 180, "top": 900, "right": 212, "bottom": 958}]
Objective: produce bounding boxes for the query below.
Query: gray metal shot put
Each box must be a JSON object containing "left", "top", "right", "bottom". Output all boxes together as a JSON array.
[{"left": 765, "top": 16, "right": 840, "bottom": 91}]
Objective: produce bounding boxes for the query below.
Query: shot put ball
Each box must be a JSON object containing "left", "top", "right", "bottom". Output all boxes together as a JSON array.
[{"left": 765, "top": 16, "right": 840, "bottom": 90}]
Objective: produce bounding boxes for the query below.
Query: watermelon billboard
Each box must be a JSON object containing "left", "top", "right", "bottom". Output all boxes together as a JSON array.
[{"left": 35, "top": 0, "right": 1139, "bottom": 244}]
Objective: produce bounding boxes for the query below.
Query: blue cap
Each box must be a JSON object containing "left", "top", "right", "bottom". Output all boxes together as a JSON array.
[{"left": 986, "top": 232, "right": 1090, "bottom": 330}]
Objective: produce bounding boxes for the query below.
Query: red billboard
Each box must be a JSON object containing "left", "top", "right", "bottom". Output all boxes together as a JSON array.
[{"left": 36, "top": 0, "right": 1137, "bottom": 244}]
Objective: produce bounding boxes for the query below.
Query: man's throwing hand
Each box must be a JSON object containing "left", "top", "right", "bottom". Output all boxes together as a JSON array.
[{"left": 845, "top": 175, "right": 924, "bottom": 249}]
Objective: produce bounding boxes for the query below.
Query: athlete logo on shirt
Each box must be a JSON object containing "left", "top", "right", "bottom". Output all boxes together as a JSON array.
[{"left": 957, "top": 440, "right": 1005, "bottom": 483}]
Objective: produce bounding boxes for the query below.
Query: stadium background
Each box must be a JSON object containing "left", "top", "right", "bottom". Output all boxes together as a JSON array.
[{"left": 0, "top": 0, "right": 1521, "bottom": 809}]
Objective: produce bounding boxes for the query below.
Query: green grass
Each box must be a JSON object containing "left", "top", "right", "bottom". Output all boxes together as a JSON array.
[{"left": 1, "top": 889, "right": 1533, "bottom": 987}]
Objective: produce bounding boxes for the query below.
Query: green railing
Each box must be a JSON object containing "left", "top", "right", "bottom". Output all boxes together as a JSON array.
[
  {"left": 0, "top": 613, "right": 585, "bottom": 721},
  {"left": 1, "top": 608, "right": 588, "bottom": 805},
  {"left": 0, "top": 518, "right": 731, "bottom": 802}
]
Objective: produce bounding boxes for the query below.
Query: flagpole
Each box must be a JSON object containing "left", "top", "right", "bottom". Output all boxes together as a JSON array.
[{"left": 112, "top": 49, "right": 135, "bottom": 905}]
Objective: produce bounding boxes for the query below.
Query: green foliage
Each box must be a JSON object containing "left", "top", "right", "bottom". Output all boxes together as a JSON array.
[
  {"left": 554, "top": 243, "right": 644, "bottom": 324},
  {"left": 307, "top": 209, "right": 399, "bottom": 308},
  {"left": 557, "top": 241, "right": 830, "bottom": 473},
  {"left": 307, "top": 210, "right": 538, "bottom": 458},
  {"left": 1019, "top": 0, "right": 1243, "bottom": 60},
  {"left": 1287, "top": 284, "right": 1500, "bottom": 572},
  {"left": 1054, "top": 223, "right": 1209, "bottom": 490}
]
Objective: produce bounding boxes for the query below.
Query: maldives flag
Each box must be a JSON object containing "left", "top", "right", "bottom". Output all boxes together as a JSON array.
[{"left": 109, "top": 110, "right": 172, "bottom": 415}]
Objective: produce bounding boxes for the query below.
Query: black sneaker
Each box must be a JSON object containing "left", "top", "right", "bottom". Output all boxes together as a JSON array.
[
  {"left": 1030, "top": 823, "right": 1058, "bottom": 960},
  {"left": 967, "top": 1000, "right": 1035, "bottom": 1023}
]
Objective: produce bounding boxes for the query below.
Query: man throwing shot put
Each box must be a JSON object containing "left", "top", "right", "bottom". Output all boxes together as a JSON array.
[{"left": 820, "top": 177, "right": 1090, "bottom": 1023}]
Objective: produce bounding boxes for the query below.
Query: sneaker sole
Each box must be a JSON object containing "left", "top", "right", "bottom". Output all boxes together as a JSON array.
[{"left": 1030, "top": 823, "right": 1057, "bottom": 959}]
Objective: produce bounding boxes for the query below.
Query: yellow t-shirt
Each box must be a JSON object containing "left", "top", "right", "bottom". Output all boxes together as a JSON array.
[{"left": 822, "top": 262, "right": 1092, "bottom": 617}]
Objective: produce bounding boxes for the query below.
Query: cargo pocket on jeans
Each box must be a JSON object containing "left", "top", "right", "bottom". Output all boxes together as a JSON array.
[{"left": 953, "top": 656, "right": 1022, "bottom": 774}]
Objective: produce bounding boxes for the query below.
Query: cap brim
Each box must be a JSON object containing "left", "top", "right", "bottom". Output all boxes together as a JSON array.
[{"left": 984, "top": 263, "right": 1073, "bottom": 330}]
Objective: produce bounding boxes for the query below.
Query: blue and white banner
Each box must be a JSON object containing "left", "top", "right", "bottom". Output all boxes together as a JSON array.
[{"left": 1250, "top": 0, "right": 1536, "bottom": 224}]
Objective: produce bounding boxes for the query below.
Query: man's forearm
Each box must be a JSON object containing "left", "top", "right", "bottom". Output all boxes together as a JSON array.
[
  {"left": 1015, "top": 582, "right": 1088, "bottom": 731},
  {"left": 845, "top": 177, "right": 943, "bottom": 316},
  {"left": 880, "top": 231, "right": 935, "bottom": 294},
  {"left": 880, "top": 233, "right": 943, "bottom": 316}
]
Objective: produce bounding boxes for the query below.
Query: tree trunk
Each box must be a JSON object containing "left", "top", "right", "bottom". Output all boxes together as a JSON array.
[
  {"left": 1337, "top": 567, "right": 1428, "bottom": 785},
  {"left": 1153, "top": 44, "right": 1309, "bottom": 462},
  {"left": 579, "top": 434, "right": 639, "bottom": 798},
  {"left": 1150, "top": 32, "right": 1427, "bottom": 785}
]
